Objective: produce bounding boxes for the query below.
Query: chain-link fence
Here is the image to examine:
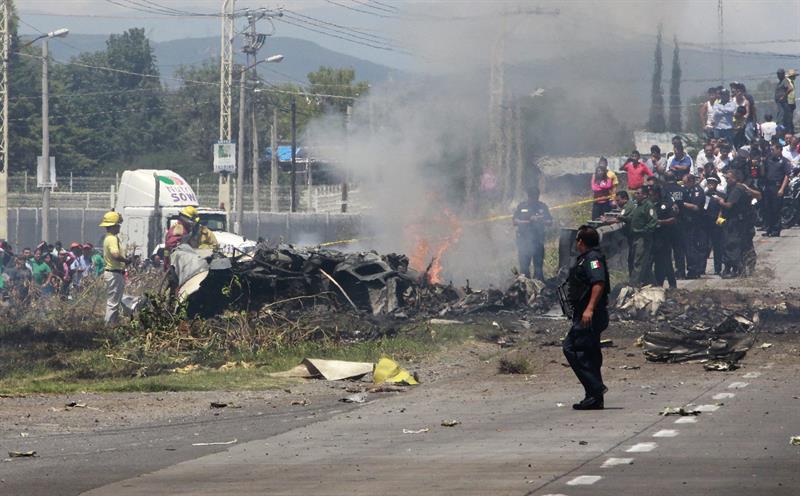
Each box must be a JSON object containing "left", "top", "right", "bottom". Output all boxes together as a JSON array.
[{"left": 7, "top": 174, "right": 366, "bottom": 214}]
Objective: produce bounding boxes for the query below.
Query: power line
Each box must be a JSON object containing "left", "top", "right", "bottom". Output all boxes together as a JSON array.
[
  {"left": 275, "top": 16, "right": 399, "bottom": 52},
  {"left": 323, "top": 0, "right": 395, "bottom": 19},
  {"left": 349, "top": 0, "right": 395, "bottom": 14},
  {"left": 281, "top": 12, "right": 399, "bottom": 49},
  {"left": 282, "top": 9, "right": 396, "bottom": 44}
]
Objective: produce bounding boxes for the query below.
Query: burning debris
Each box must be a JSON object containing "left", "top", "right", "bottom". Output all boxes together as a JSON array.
[{"left": 177, "top": 244, "right": 558, "bottom": 320}]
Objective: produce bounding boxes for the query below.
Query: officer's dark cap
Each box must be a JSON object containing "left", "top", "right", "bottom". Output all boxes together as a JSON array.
[{"left": 706, "top": 176, "right": 720, "bottom": 184}]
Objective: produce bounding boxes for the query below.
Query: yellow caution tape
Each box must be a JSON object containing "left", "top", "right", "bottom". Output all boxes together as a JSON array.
[{"left": 317, "top": 194, "right": 610, "bottom": 248}]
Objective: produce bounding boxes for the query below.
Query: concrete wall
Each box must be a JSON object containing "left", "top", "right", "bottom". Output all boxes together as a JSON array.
[{"left": 7, "top": 208, "right": 366, "bottom": 251}]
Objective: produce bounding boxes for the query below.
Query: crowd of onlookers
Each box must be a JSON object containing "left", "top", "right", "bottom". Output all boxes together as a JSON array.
[
  {"left": 0, "top": 239, "right": 162, "bottom": 303},
  {"left": 589, "top": 69, "right": 799, "bottom": 285}
]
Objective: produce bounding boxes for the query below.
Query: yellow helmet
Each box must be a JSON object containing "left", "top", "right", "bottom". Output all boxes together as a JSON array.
[
  {"left": 99, "top": 211, "right": 122, "bottom": 227},
  {"left": 179, "top": 205, "right": 199, "bottom": 221}
]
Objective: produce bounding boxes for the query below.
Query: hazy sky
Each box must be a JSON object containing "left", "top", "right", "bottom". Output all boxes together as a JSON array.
[{"left": 17, "top": 0, "right": 800, "bottom": 72}]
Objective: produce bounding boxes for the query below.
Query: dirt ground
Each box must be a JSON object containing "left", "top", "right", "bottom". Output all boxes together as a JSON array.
[{"left": 3, "top": 308, "right": 797, "bottom": 442}]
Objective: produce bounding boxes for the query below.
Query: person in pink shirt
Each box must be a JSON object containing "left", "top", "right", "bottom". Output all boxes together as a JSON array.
[
  {"left": 620, "top": 150, "right": 654, "bottom": 190},
  {"left": 591, "top": 165, "right": 616, "bottom": 219}
]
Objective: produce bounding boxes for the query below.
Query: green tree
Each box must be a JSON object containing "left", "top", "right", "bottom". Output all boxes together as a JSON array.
[
  {"left": 307, "top": 67, "right": 368, "bottom": 115},
  {"left": 668, "top": 36, "right": 682, "bottom": 132},
  {"left": 648, "top": 25, "right": 666, "bottom": 132}
]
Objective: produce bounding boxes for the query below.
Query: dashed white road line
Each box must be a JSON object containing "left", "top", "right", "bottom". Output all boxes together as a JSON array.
[
  {"left": 742, "top": 372, "right": 761, "bottom": 379},
  {"left": 541, "top": 494, "right": 568, "bottom": 496},
  {"left": 627, "top": 442, "right": 658, "bottom": 453},
  {"left": 566, "top": 475, "right": 602, "bottom": 486},
  {"left": 601, "top": 457, "right": 635, "bottom": 468},
  {"left": 694, "top": 404, "right": 721, "bottom": 412},
  {"left": 728, "top": 382, "right": 749, "bottom": 389},
  {"left": 713, "top": 392, "right": 735, "bottom": 400},
  {"left": 653, "top": 429, "right": 679, "bottom": 438},
  {"left": 675, "top": 417, "right": 697, "bottom": 424}
]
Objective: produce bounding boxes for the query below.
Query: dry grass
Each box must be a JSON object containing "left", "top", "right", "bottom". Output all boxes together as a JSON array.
[{"left": 498, "top": 354, "right": 532, "bottom": 375}]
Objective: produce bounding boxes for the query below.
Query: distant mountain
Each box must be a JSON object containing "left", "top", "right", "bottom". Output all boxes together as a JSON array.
[{"left": 41, "top": 34, "right": 403, "bottom": 87}]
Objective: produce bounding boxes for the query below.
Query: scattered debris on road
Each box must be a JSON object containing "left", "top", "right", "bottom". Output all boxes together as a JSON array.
[
  {"left": 660, "top": 407, "right": 701, "bottom": 416},
  {"left": 191, "top": 439, "right": 238, "bottom": 447},
  {"left": 290, "top": 399, "right": 309, "bottom": 406},
  {"left": 402, "top": 428, "right": 429, "bottom": 434},
  {"left": 791, "top": 436, "right": 800, "bottom": 446},
  {"left": 8, "top": 451, "right": 37, "bottom": 458},
  {"left": 616, "top": 286, "right": 665, "bottom": 318},
  {"left": 759, "top": 343, "right": 773, "bottom": 349},
  {"left": 703, "top": 360, "right": 739, "bottom": 371},
  {"left": 340, "top": 393, "right": 368, "bottom": 404},
  {"left": 209, "top": 402, "right": 228, "bottom": 409},
  {"left": 272, "top": 358, "right": 374, "bottom": 381},
  {"left": 374, "top": 357, "right": 418, "bottom": 385},
  {"left": 642, "top": 314, "right": 758, "bottom": 366},
  {"left": 441, "top": 419, "right": 461, "bottom": 427}
]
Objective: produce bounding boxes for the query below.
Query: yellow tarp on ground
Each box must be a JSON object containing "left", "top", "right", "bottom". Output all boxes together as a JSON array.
[{"left": 373, "top": 357, "right": 418, "bottom": 385}]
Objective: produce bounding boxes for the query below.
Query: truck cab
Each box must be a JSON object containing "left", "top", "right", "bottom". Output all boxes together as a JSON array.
[{"left": 116, "top": 169, "right": 255, "bottom": 257}]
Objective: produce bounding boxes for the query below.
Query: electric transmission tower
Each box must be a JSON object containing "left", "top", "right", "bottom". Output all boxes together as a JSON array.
[{"left": 217, "top": 0, "right": 235, "bottom": 212}]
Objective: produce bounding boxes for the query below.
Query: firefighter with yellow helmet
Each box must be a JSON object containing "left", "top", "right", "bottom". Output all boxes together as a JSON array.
[
  {"left": 99, "top": 211, "right": 131, "bottom": 324},
  {"left": 165, "top": 205, "right": 219, "bottom": 253}
]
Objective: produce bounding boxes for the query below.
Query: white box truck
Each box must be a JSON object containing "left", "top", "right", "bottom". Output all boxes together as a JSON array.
[{"left": 115, "top": 169, "right": 255, "bottom": 257}]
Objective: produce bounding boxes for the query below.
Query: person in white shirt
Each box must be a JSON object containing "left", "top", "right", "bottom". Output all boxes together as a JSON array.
[
  {"left": 782, "top": 134, "right": 800, "bottom": 168},
  {"left": 694, "top": 143, "right": 718, "bottom": 176},
  {"left": 761, "top": 114, "right": 778, "bottom": 142}
]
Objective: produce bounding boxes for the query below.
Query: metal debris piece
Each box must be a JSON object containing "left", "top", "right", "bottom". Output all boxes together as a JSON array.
[
  {"left": 290, "top": 399, "right": 309, "bottom": 406},
  {"left": 703, "top": 360, "right": 739, "bottom": 372},
  {"left": 402, "top": 428, "right": 429, "bottom": 434},
  {"left": 600, "top": 339, "right": 614, "bottom": 348},
  {"left": 660, "top": 407, "right": 701, "bottom": 416},
  {"left": 642, "top": 314, "right": 757, "bottom": 364},
  {"left": 441, "top": 419, "right": 461, "bottom": 427},
  {"left": 759, "top": 343, "right": 773, "bottom": 349},
  {"left": 621, "top": 365, "right": 641, "bottom": 370},
  {"left": 8, "top": 451, "right": 37, "bottom": 458},
  {"left": 210, "top": 402, "right": 228, "bottom": 409},
  {"left": 790, "top": 436, "right": 800, "bottom": 446},
  {"left": 191, "top": 439, "right": 238, "bottom": 447},
  {"left": 340, "top": 393, "right": 368, "bottom": 404},
  {"left": 65, "top": 401, "right": 87, "bottom": 409}
]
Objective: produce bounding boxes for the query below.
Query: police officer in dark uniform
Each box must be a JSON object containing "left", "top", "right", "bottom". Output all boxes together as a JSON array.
[
  {"left": 716, "top": 170, "right": 750, "bottom": 278},
  {"left": 651, "top": 184, "right": 678, "bottom": 288},
  {"left": 702, "top": 176, "right": 725, "bottom": 275},
  {"left": 513, "top": 188, "right": 552, "bottom": 280},
  {"left": 562, "top": 225, "right": 610, "bottom": 410},
  {"left": 662, "top": 172, "right": 686, "bottom": 278},
  {"left": 681, "top": 172, "right": 707, "bottom": 278},
  {"left": 762, "top": 142, "right": 791, "bottom": 237}
]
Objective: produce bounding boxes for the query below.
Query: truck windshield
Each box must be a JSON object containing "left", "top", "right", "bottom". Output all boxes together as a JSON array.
[{"left": 199, "top": 214, "right": 227, "bottom": 232}]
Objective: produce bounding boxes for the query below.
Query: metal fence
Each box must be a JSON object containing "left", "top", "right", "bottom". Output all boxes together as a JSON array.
[
  {"left": 7, "top": 207, "right": 366, "bottom": 251},
  {"left": 7, "top": 174, "right": 365, "bottom": 213}
]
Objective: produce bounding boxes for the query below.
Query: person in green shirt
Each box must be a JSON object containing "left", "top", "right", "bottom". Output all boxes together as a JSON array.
[
  {"left": 86, "top": 243, "right": 105, "bottom": 276},
  {"left": 28, "top": 249, "right": 52, "bottom": 292},
  {"left": 618, "top": 186, "right": 658, "bottom": 287}
]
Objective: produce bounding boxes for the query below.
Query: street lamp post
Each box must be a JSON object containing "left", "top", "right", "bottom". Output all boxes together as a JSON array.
[
  {"left": 27, "top": 28, "right": 69, "bottom": 243},
  {"left": 234, "top": 54, "right": 283, "bottom": 234}
]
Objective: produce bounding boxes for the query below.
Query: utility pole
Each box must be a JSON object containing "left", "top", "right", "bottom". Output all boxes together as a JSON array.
[
  {"left": 235, "top": 67, "right": 247, "bottom": 233},
  {"left": 290, "top": 96, "right": 297, "bottom": 212},
  {"left": 0, "top": 0, "right": 9, "bottom": 241},
  {"left": 41, "top": 38, "right": 50, "bottom": 242},
  {"left": 341, "top": 105, "right": 351, "bottom": 213},
  {"left": 717, "top": 0, "right": 724, "bottom": 84},
  {"left": 218, "top": 0, "right": 235, "bottom": 213},
  {"left": 270, "top": 108, "right": 278, "bottom": 212},
  {"left": 251, "top": 108, "right": 259, "bottom": 212}
]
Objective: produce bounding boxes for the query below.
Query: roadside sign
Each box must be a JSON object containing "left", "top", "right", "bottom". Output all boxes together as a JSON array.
[
  {"left": 36, "top": 156, "right": 57, "bottom": 188},
  {"left": 213, "top": 141, "right": 236, "bottom": 173}
]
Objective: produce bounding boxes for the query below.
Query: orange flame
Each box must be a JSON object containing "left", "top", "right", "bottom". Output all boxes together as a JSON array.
[{"left": 406, "top": 209, "right": 463, "bottom": 285}]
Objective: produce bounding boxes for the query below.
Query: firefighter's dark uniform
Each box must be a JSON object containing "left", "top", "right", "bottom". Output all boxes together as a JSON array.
[
  {"left": 562, "top": 248, "right": 610, "bottom": 402},
  {"left": 653, "top": 195, "right": 678, "bottom": 288},
  {"left": 619, "top": 197, "right": 657, "bottom": 286},
  {"left": 683, "top": 182, "right": 707, "bottom": 278},
  {"left": 513, "top": 200, "right": 552, "bottom": 280}
]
